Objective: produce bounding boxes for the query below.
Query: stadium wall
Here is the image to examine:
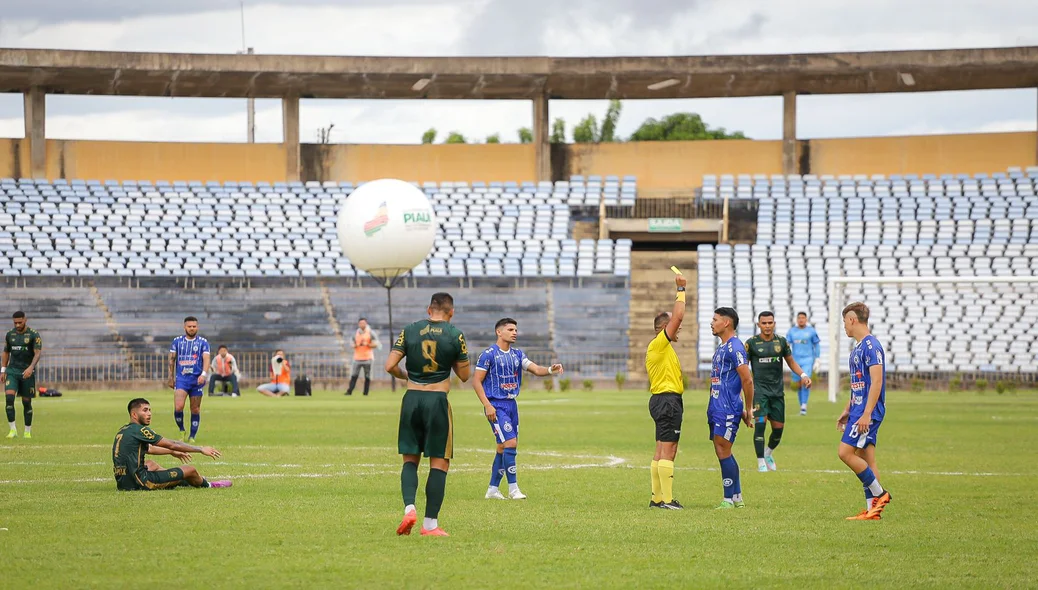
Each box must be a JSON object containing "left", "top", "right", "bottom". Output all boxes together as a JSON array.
[{"left": 1, "top": 132, "right": 1034, "bottom": 186}]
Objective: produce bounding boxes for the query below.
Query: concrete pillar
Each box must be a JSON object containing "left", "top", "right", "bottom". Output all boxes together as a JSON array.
[
  {"left": 533, "top": 92, "right": 550, "bottom": 182},
  {"left": 24, "top": 87, "right": 46, "bottom": 179},
  {"left": 282, "top": 94, "right": 300, "bottom": 182},
  {"left": 782, "top": 91, "right": 797, "bottom": 176}
]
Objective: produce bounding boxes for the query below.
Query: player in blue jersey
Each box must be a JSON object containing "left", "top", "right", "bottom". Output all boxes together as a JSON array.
[
  {"left": 166, "top": 316, "right": 211, "bottom": 443},
  {"left": 472, "top": 318, "right": 563, "bottom": 501},
  {"left": 787, "top": 312, "right": 820, "bottom": 416},
  {"left": 708, "top": 307, "right": 754, "bottom": 509},
  {"left": 836, "top": 302, "right": 893, "bottom": 520}
]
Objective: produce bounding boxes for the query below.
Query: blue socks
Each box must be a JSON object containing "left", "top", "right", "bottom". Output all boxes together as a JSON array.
[
  {"left": 174, "top": 410, "right": 184, "bottom": 432},
  {"left": 797, "top": 384, "right": 809, "bottom": 406},
  {"left": 490, "top": 452, "right": 504, "bottom": 487},
  {"left": 719, "top": 455, "right": 739, "bottom": 500},
  {"left": 189, "top": 413, "right": 200, "bottom": 439},
  {"left": 502, "top": 448, "right": 518, "bottom": 485},
  {"left": 855, "top": 466, "right": 884, "bottom": 497}
]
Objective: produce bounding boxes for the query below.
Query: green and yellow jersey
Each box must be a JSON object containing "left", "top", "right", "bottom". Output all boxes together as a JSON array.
[
  {"left": 4, "top": 327, "right": 42, "bottom": 371},
  {"left": 745, "top": 335, "right": 791, "bottom": 398},
  {"left": 112, "top": 422, "right": 162, "bottom": 487},
  {"left": 392, "top": 319, "right": 469, "bottom": 385}
]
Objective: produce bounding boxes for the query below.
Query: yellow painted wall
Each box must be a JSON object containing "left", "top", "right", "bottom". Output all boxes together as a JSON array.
[
  {"left": 566, "top": 140, "right": 784, "bottom": 190},
  {"left": 809, "top": 132, "right": 1037, "bottom": 176},
  {"left": 327, "top": 143, "right": 535, "bottom": 183},
  {"left": 0, "top": 132, "right": 1032, "bottom": 185}
]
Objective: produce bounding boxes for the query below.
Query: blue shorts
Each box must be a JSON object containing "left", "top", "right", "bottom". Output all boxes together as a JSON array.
[
  {"left": 841, "top": 419, "right": 882, "bottom": 449},
  {"left": 175, "top": 377, "right": 205, "bottom": 397},
  {"left": 487, "top": 399, "right": 519, "bottom": 444},
  {"left": 707, "top": 412, "right": 741, "bottom": 443},
  {"left": 792, "top": 358, "right": 815, "bottom": 382}
]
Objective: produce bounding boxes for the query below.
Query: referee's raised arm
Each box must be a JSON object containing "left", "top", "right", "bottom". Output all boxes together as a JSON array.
[{"left": 664, "top": 273, "right": 688, "bottom": 341}]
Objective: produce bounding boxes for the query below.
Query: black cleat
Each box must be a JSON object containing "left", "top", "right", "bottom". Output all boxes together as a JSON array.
[
  {"left": 649, "top": 500, "right": 664, "bottom": 508},
  {"left": 661, "top": 500, "right": 684, "bottom": 510}
]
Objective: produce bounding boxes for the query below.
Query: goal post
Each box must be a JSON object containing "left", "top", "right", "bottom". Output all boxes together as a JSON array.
[{"left": 826, "top": 275, "right": 1038, "bottom": 403}]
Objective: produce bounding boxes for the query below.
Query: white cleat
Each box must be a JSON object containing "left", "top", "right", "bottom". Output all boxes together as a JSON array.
[
  {"left": 765, "top": 456, "right": 777, "bottom": 471},
  {"left": 509, "top": 489, "right": 527, "bottom": 500},
  {"left": 485, "top": 487, "right": 506, "bottom": 500}
]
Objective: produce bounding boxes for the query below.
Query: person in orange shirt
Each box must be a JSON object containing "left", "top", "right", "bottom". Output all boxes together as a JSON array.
[
  {"left": 208, "top": 345, "right": 241, "bottom": 397},
  {"left": 345, "top": 318, "right": 381, "bottom": 396},
  {"left": 258, "top": 349, "right": 290, "bottom": 397}
]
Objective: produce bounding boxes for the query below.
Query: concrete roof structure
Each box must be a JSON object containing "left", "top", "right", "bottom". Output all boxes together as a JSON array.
[{"left": 1, "top": 46, "right": 1038, "bottom": 100}]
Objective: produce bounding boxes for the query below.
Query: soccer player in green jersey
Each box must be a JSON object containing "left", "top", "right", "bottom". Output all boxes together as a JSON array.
[
  {"left": 744, "top": 311, "right": 812, "bottom": 472},
  {"left": 113, "top": 398, "right": 231, "bottom": 491},
  {"left": 385, "top": 292, "right": 471, "bottom": 537},
  {"left": 3, "top": 311, "right": 43, "bottom": 439}
]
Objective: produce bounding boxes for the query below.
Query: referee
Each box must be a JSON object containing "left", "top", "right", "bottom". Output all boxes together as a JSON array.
[{"left": 646, "top": 271, "right": 687, "bottom": 510}]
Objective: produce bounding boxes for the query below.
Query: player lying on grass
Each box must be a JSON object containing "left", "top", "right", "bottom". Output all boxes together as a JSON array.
[
  {"left": 112, "top": 398, "right": 231, "bottom": 491},
  {"left": 473, "top": 317, "right": 563, "bottom": 501}
]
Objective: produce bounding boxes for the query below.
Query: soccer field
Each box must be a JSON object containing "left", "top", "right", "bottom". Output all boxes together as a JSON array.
[{"left": 3, "top": 387, "right": 1036, "bottom": 588}]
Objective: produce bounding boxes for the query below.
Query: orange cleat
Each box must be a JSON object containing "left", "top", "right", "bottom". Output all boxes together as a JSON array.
[
  {"left": 866, "top": 491, "right": 892, "bottom": 517},
  {"left": 845, "top": 510, "right": 881, "bottom": 520},
  {"left": 420, "top": 527, "right": 450, "bottom": 537},
  {"left": 396, "top": 511, "right": 417, "bottom": 536}
]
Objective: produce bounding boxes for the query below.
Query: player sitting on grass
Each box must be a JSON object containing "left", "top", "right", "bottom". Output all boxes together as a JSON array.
[
  {"left": 745, "top": 311, "right": 811, "bottom": 472},
  {"left": 473, "top": 317, "right": 563, "bottom": 501},
  {"left": 112, "top": 398, "right": 231, "bottom": 491}
]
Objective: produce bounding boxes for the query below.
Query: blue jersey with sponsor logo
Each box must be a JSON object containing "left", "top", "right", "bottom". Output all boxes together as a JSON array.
[
  {"left": 475, "top": 344, "right": 530, "bottom": 400},
  {"left": 709, "top": 337, "right": 748, "bottom": 415},
  {"left": 849, "top": 334, "right": 885, "bottom": 422},
  {"left": 787, "top": 325, "right": 820, "bottom": 360},
  {"left": 170, "top": 335, "right": 210, "bottom": 378}
]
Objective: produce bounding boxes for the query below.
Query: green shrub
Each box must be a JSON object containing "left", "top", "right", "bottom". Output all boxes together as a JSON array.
[
  {"left": 559, "top": 378, "right": 571, "bottom": 392},
  {"left": 910, "top": 378, "right": 924, "bottom": 392},
  {"left": 615, "top": 372, "right": 627, "bottom": 391},
  {"left": 542, "top": 378, "right": 554, "bottom": 392},
  {"left": 582, "top": 379, "right": 594, "bottom": 392},
  {"left": 995, "top": 380, "right": 1008, "bottom": 395},
  {"left": 681, "top": 373, "right": 689, "bottom": 390},
  {"left": 975, "top": 378, "right": 988, "bottom": 392},
  {"left": 948, "top": 374, "right": 962, "bottom": 391}
]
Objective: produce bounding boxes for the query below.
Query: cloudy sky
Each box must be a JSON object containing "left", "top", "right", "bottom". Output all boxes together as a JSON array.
[{"left": 0, "top": 0, "right": 1036, "bottom": 144}]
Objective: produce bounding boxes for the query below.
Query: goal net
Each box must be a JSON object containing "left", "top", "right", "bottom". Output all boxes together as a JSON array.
[{"left": 826, "top": 275, "right": 1038, "bottom": 402}]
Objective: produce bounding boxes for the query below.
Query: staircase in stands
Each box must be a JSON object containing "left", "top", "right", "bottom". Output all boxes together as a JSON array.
[{"left": 626, "top": 251, "right": 699, "bottom": 379}]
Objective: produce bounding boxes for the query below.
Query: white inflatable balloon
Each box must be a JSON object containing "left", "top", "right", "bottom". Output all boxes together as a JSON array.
[{"left": 336, "top": 179, "right": 437, "bottom": 280}]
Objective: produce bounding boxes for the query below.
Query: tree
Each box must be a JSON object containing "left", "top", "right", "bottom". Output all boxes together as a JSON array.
[
  {"left": 485, "top": 133, "right": 501, "bottom": 144},
  {"left": 572, "top": 114, "right": 599, "bottom": 144},
  {"left": 421, "top": 128, "right": 437, "bottom": 144},
  {"left": 317, "top": 123, "right": 335, "bottom": 144},
  {"left": 599, "top": 99, "right": 622, "bottom": 143},
  {"left": 629, "top": 112, "right": 747, "bottom": 141},
  {"left": 445, "top": 131, "right": 467, "bottom": 144},
  {"left": 550, "top": 117, "right": 566, "bottom": 144},
  {"left": 517, "top": 127, "right": 533, "bottom": 144}
]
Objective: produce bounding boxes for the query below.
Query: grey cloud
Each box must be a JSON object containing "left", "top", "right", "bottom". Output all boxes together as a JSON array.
[{"left": 0, "top": 0, "right": 439, "bottom": 24}]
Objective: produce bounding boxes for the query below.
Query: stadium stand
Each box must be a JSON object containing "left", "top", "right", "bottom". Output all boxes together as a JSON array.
[
  {"left": 0, "top": 176, "right": 636, "bottom": 279},
  {"left": 697, "top": 167, "right": 1038, "bottom": 375},
  {"left": 0, "top": 176, "right": 635, "bottom": 381}
]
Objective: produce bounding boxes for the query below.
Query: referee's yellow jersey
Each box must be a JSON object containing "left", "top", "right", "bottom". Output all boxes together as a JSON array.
[{"left": 646, "top": 329, "right": 684, "bottom": 395}]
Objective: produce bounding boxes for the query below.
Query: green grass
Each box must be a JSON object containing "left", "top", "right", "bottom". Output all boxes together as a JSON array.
[{"left": 3, "top": 387, "right": 1037, "bottom": 588}]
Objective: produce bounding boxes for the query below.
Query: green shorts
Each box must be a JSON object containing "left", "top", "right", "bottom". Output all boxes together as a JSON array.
[
  {"left": 753, "top": 395, "right": 785, "bottom": 423},
  {"left": 116, "top": 467, "right": 187, "bottom": 491},
  {"left": 4, "top": 372, "right": 36, "bottom": 398},
  {"left": 398, "top": 390, "right": 453, "bottom": 459}
]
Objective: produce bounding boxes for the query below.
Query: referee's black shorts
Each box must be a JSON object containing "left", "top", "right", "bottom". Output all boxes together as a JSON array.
[{"left": 649, "top": 393, "right": 684, "bottom": 443}]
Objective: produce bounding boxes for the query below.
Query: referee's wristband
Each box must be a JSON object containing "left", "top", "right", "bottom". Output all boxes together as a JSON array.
[{"left": 676, "top": 291, "right": 686, "bottom": 303}]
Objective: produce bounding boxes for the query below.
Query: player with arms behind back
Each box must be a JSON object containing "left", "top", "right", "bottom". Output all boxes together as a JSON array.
[
  {"left": 3, "top": 311, "right": 42, "bottom": 439},
  {"left": 473, "top": 317, "right": 563, "bottom": 501},
  {"left": 708, "top": 307, "right": 754, "bottom": 509},
  {"left": 837, "top": 302, "right": 893, "bottom": 520},
  {"left": 787, "top": 312, "right": 821, "bottom": 415},
  {"left": 745, "top": 311, "right": 812, "bottom": 472},
  {"left": 167, "top": 316, "right": 211, "bottom": 443},
  {"left": 385, "top": 292, "right": 471, "bottom": 537}
]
